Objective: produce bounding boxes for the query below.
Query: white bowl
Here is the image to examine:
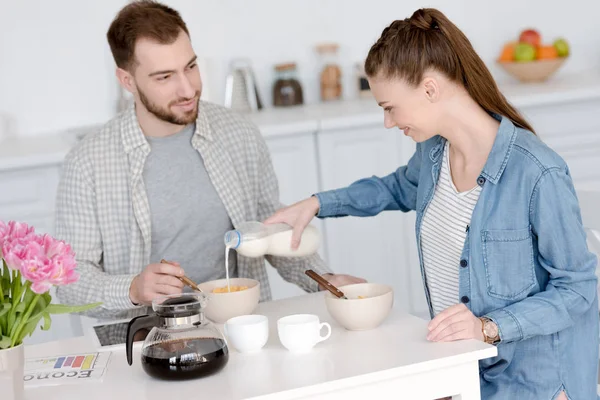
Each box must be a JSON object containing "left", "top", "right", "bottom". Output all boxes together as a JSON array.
[
  {"left": 197, "top": 278, "right": 260, "bottom": 323},
  {"left": 324, "top": 283, "right": 393, "bottom": 331}
]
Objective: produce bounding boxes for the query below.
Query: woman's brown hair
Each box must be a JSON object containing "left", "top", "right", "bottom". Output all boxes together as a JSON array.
[{"left": 365, "top": 8, "right": 535, "bottom": 134}]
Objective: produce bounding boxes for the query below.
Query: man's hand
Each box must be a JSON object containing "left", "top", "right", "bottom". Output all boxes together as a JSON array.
[
  {"left": 129, "top": 261, "right": 185, "bottom": 306},
  {"left": 426, "top": 303, "right": 484, "bottom": 342},
  {"left": 319, "top": 273, "right": 367, "bottom": 291}
]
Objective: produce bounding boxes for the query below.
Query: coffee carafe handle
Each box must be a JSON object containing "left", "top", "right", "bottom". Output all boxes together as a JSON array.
[{"left": 126, "top": 314, "right": 159, "bottom": 366}]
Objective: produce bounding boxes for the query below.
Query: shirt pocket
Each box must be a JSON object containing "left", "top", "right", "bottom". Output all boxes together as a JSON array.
[{"left": 482, "top": 227, "right": 536, "bottom": 300}]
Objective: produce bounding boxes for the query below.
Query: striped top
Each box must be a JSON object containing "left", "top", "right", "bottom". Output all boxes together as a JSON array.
[{"left": 420, "top": 141, "right": 482, "bottom": 315}]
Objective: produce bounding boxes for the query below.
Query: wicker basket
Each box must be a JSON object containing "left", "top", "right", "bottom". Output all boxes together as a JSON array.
[{"left": 497, "top": 58, "right": 567, "bottom": 83}]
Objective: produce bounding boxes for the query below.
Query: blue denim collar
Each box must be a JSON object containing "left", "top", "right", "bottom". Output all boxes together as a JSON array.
[
  {"left": 481, "top": 114, "right": 518, "bottom": 184},
  {"left": 428, "top": 113, "right": 517, "bottom": 185}
]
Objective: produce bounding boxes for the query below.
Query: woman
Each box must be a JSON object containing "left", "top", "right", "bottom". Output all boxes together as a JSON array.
[{"left": 265, "top": 8, "right": 599, "bottom": 400}]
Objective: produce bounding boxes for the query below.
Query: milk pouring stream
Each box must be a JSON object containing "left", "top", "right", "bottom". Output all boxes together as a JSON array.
[{"left": 221, "top": 222, "right": 321, "bottom": 291}]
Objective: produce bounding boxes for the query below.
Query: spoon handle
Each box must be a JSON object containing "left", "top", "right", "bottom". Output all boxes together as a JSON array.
[
  {"left": 305, "top": 269, "right": 347, "bottom": 299},
  {"left": 160, "top": 259, "right": 203, "bottom": 293}
]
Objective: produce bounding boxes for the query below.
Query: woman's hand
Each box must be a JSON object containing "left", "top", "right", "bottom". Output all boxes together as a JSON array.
[
  {"left": 264, "top": 196, "right": 320, "bottom": 249},
  {"left": 426, "top": 304, "right": 484, "bottom": 342}
]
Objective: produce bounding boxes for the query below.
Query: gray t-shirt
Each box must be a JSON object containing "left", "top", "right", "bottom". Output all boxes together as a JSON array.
[{"left": 143, "top": 123, "right": 237, "bottom": 285}]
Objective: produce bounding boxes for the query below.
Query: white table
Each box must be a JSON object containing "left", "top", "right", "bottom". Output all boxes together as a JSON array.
[{"left": 23, "top": 292, "right": 497, "bottom": 399}]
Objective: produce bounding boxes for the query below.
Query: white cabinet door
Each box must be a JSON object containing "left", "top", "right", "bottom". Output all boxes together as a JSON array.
[
  {"left": 0, "top": 165, "right": 60, "bottom": 235},
  {"left": 397, "top": 135, "right": 429, "bottom": 319},
  {"left": 263, "top": 133, "right": 325, "bottom": 300},
  {"left": 520, "top": 100, "right": 600, "bottom": 191},
  {"left": 317, "top": 125, "right": 420, "bottom": 314}
]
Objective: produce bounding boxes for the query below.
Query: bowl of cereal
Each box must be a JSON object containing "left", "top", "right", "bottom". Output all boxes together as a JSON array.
[
  {"left": 324, "top": 283, "right": 393, "bottom": 331},
  {"left": 197, "top": 278, "right": 260, "bottom": 323}
]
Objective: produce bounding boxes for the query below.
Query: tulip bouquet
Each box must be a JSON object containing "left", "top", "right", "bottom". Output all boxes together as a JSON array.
[{"left": 0, "top": 220, "right": 100, "bottom": 349}]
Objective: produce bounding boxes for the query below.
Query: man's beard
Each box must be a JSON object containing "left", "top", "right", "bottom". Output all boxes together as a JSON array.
[{"left": 138, "top": 87, "right": 200, "bottom": 125}]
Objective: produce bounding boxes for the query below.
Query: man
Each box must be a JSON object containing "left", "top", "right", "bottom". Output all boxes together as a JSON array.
[{"left": 55, "top": 0, "right": 364, "bottom": 321}]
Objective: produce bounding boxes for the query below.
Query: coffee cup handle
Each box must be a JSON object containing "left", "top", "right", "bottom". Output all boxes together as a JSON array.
[{"left": 318, "top": 322, "right": 331, "bottom": 342}]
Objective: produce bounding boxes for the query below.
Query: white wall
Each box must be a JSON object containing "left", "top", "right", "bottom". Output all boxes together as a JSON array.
[{"left": 1, "top": 0, "right": 599, "bottom": 137}]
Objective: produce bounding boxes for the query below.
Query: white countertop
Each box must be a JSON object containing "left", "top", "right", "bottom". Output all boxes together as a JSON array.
[
  {"left": 23, "top": 292, "right": 496, "bottom": 400},
  {"left": 2, "top": 70, "right": 600, "bottom": 172}
]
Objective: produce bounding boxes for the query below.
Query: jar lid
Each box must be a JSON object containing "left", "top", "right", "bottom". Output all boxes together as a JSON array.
[
  {"left": 316, "top": 43, "right": 339, "bottom": 53},
  {"left": 275, "top": 63, "right": 297, "bottom": 71}
]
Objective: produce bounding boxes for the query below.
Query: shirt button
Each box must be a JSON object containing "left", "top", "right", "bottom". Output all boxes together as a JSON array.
[
  {"left": 461, "top": 296, "right": 470, "bottom": 304},
  {"left": 477, "top": 176, "right": 486, "bottom": 186},
  {"left": 460, "top": 259, "right": 468, "bottom": 268}
]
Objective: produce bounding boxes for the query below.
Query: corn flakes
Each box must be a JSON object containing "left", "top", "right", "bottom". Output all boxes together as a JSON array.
[{"left": 212, "top": 285, "right": 248, "bottom": 293}]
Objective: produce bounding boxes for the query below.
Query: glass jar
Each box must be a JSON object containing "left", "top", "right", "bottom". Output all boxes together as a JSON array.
[
  {"left": 316, "top": 43, "right": 342, "bottom": 101},
  {"left": 356, "top": 62, "right": 372, "bottom": 98},
  {"left": 272, "top": 63, "right": 304, "bottom": 107}
]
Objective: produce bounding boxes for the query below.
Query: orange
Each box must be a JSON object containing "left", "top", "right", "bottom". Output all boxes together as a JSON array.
[
  {"left": 536, "top": 45, "right": 558, "bottom": 60},
  {"left": 498, "top": 42, "right": 516, "bottom": 62}
]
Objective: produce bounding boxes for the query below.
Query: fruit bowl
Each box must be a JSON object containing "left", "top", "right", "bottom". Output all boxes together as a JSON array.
[
  {"left": 497, "top": 28, "right": 569, "bottom": 83},
  {"left": 497, "top": 58, "right": 567, "bottom": 83}
]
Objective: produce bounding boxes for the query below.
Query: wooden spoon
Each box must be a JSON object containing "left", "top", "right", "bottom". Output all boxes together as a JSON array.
[
  {"left": 160, "top": 259, "right": 203, "bottom": 293},
  {"left": 305, "top": 269, "right": 348, "bottom": 299}
]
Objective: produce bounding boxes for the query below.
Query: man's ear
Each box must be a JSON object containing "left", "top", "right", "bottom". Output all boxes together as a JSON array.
[{"left": 116, "top": 67, "right": 136, "bottom": 95}]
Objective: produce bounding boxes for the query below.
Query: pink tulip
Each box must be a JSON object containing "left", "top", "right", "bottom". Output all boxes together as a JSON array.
[
  {"left": 49, "top": 255, "right": 79, "bottom": 286},
  {"left": 0, "top": 220, "right": 9, "bottom": 246},
  {"left": 41, "top": 234, "right": 69, "bottom": 259},
  {"left": 1, "top": 221, "right": 37, "bottom": 270},
  {"left": 7, "top": 221, "right": 35, "bottom": 240},
  {"left": 18, "top": 235, "right": 79, "bottom": 292},
  {"left": 2, "top": 237, "right": 30, "bottom": 271},
  {"left": 46, "top": 235, "right": 79, "bottom": 286},
  {"left": 21, "top": 257, "right": 54, "bottom": 294},
  {"left": 1, "top": 221, "right": 79, "bottom": 293}
]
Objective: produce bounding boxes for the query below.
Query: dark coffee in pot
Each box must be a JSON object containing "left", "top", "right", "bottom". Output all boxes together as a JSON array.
[{"left": 141, "top": 337, "right": 229, "bottom": 380}]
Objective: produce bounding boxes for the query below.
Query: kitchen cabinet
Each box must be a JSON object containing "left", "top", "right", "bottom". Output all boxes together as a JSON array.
[
  {"left": 520, "top": 98, "right": 600, "bottom": 190},
  {"left": 0, "top": 164, "right": 61, "bottom": 236},
  {"left": 316, "top": 124, "right": 426, "bottom": 315}
]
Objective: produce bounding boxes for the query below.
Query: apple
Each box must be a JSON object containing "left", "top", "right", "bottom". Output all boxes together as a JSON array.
[
  {"left": 553, "top": 38, "right": 570, "bottom": 57},
  {"left": 514, "top": 43, "right": 536, "bottom": 62},
  {"left": 519, "top": 29, "right": 541, "bottom": 47}
]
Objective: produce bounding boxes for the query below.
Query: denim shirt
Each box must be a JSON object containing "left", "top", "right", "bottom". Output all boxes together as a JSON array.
[{"left": 315, "top": 115, "right": 599, "bottom": 400}]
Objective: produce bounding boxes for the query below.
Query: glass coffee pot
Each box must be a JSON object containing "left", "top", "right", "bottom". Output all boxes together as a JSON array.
[{"left": 126, "top": 293, "right": 229, "bottom": 380}]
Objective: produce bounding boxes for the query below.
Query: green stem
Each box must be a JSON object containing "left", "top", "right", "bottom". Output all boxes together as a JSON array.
[
  {"left": 6, "top": 279, "right": 28, "bottom": 335},
  {"left": 11, "top": 293, "right": 40, "bottom": 347},
  {"left": 0, "top": 262, "right": 4, "bottom": 335},
  {"left": 0, "top": 261, "right": 4, "bottom": 301},
  {"left": 11, "top": 270, "right": 22, "bottom": 306},
  {"left": 11, "top": 270, "right": 16, "bottom": 302}
]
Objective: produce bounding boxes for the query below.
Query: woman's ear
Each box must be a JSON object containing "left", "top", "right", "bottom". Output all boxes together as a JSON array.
[{"left": 422, "top": 77, "right": 440, "bottom": 103}]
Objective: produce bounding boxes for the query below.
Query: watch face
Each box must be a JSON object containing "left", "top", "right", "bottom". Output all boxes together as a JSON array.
[{"left": 484, "top": 321, "right": 498, "bottom": 338}]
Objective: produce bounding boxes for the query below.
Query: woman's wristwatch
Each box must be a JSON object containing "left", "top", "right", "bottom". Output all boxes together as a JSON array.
[{"left": 479, "top": 317, "right": 500, "bottom": 344}]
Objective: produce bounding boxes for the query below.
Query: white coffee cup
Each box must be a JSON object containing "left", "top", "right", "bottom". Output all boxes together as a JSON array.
[
  {"left": 224, "top": 314, "right": 269, "bottom": 353},
  {"left": 277, "top": 314, "right": 331, "bottom": 353}
]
